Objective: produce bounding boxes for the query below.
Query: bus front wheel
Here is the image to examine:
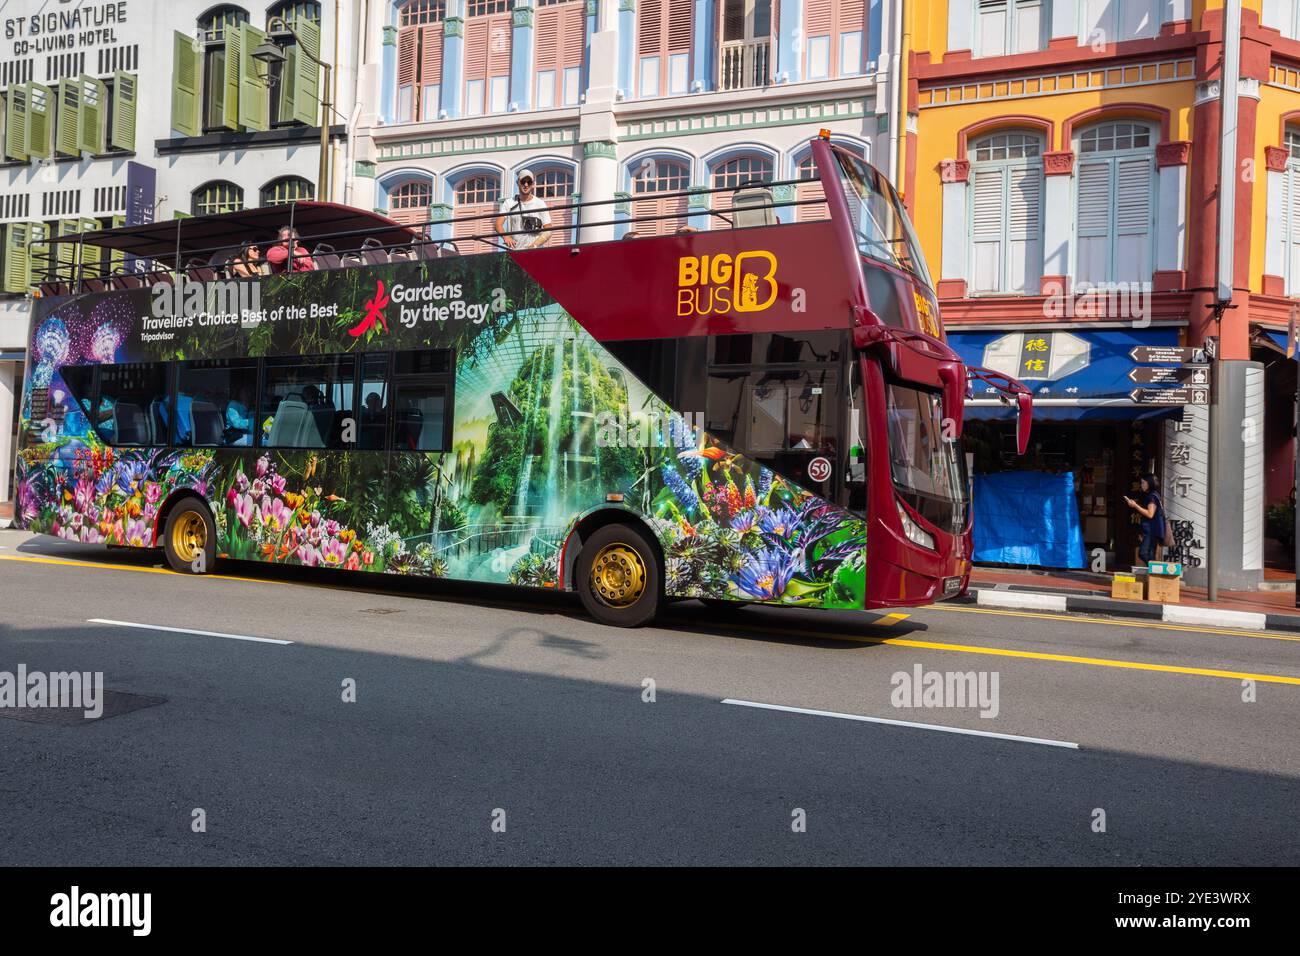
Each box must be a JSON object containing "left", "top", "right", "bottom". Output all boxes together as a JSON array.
[
  {"left": 162, "top": 497, "right": 216, "bottom": 574},
  {"left": 575, "top": 523, "right": 661, "bottom": 628}
]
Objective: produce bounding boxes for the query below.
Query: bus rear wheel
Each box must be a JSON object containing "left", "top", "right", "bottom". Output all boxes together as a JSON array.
[
  {"left": 162, "top": 497, "right": 216, "bottom": 574},
  {"left": 576, "top": 523, "right": 661, "bottom": 628}
]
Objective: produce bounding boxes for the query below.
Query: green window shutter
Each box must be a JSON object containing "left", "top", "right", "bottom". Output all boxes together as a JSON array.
[
  {"left": 278, "top": 44, "right": 298, "bottom": 124},
  {"left": 56, "top": 220, "right": 81, "bottom": 276},
  {"left": 4, "top": 87, "right": 28, "bottom": 161},
  {"left": 56, "top": 79, "right": 82, "bottom": 156},
  {"left": 171, "top": 32, "right": 201, "bottom": 137},
  {"left": 2, "top": 224, "right": 32, "bottom": 294},
  {"left": 221, "top": 35, "right": 241, "bottom": 130},
  {"left": 110, "top": 72, "right": 136, "bottom": 151},
  {"left": 78, "top": 75, "right": 108, "bottom": 154},
  {"left": 28, "top": 222, "right": 51, "bottom": 282},
  {"left": 238, "top": 23, "right": 270, "bottom": 132},
  {"left": 25, "top": 83, "right": 53, "bottom": 159},
  {"left": 174, "top": 210, "right": 193, "bottom": 219},
  {"left": 292, "top": 19, "right": 321, "bottom": 126}
]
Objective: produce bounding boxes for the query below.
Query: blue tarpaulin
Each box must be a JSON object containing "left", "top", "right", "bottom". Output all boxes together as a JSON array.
[{"left": 972, "top": 471, "right": 1087, "bottom": 568}]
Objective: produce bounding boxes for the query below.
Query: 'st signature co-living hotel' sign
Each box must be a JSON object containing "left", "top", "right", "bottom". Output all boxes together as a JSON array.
[{"left": 4, "top": 1, "right": 129, "bottom": 59}]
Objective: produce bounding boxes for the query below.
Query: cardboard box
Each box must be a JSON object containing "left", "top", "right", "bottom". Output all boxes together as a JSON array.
[
  {"left": 1111, "top": 575, "right": 1144, "bottom": 601},
  {"left": 1147, "top": 573, "right": 1181, "bottom": 604}
]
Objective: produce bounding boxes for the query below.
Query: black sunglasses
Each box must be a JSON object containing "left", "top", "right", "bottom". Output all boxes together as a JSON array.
[{"left": 519, "top": 178, "right": 534, "bottom": 185}]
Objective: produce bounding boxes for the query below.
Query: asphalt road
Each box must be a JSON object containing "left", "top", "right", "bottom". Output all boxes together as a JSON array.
[{"left": 1, "top": 528, "right": 1298, "bottom": 866}]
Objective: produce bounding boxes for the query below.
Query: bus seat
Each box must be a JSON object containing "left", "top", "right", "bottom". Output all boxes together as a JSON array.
[
  {"left": 189, "top": 400, "right": 225, "bottom": 446},
  {"left": 185, "top": 260, "right": 218, "bottom": 283},
  {"left": 148, "top": 398, "right": 168, "bottom": 444},
  {"left": 731, "top": 186, "right": 776, "bottom": 228},
  {"left": 300, "top": 403, "right": 335, "bottom": 448},
  {"left": 113, "top": 402, "right": 151, "bottom": 445},
  {"left": 81, "top": 277, "right": 109, "bottom": 293},
  {"left": 312, "top": 243, "right": 342, "bottom": 270},
  {"left": 268, "top": 400, "right": 311, "bottom": 447},
  {"left": 360, "top": 237, "right": 390, "bottom": 266},
  {"left": 389, "top": 245, "right": 417, "bottom": 263},
  {"left": 437, "top": 241, "right": 460, "bottom": 258}
]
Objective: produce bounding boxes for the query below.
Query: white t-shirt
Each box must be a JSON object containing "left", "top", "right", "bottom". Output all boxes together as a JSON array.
[{"left": 498, "top": 195, "right": 552, "bottom": 247}]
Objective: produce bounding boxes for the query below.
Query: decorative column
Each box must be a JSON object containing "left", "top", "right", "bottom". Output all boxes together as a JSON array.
[
  {"left": 692, "top": 0, "right": 716, "bottom": 91},
  {"left": 776, "top": 0, "right": 803, "bottom": 84},
  {"left": 580, "top": 140, "right": 619, "bottom": 242},
  {"left": 687, "top": 186, "right": 712, "bottom": 230},
  {"left": 1040, "top": 149, "right": 1074, "bottom": 294},
  {"left": 617, "top": 0, "right": 636, "bottom": 99},
  {"left": 510, "top": 1, "right": 535, "bottom": 112},
  {"left": 381, "top": 25, "right": 398, "bottom": 124},
  {"left": 431, "top": 204, "right": 454, "bottom": 243},
  {"left": 1154, "top": 141, "right": 1190, "bottom": 291},
  {"left": 441, "top": 4, "right": 465, "bottom": 119},
  {"left": 936, "top": 159, "right": 968, "bottom": 298},
  {"left": 1263, "top": 145, "right": 1289, "bottom": 295}
]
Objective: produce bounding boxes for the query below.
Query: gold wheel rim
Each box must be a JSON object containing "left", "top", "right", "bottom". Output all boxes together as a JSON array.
[
  {"left": 171, "top": 511, "right": 207, "bottom": 564},
  {"left": 590, "top": 543, "right": 647, "bottom": 608}
]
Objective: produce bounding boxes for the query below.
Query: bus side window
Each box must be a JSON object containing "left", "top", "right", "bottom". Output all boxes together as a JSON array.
[
  {"left": 262, "top": 356, "right": 356, "bottom": 449},
  {"left": 63, "top": 363, "right": 168, "bottom": 446},
  {"left": 174, "top": 360, "right": 258, "bottom": 448}
]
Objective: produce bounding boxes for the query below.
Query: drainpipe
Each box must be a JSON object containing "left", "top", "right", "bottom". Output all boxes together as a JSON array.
[{"left": 886, "top": 0, "right": 902, "bottom": 185}]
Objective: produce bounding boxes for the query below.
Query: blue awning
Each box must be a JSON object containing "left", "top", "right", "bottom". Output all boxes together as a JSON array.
[
  {"left": 949, "top": 327, "right": 1184, "bottom": 421},
  {"left": 1259, "top": 328, "right": 1294, "bottom": 357}
]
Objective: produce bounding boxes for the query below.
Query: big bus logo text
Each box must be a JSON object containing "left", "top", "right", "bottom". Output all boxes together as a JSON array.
[{"left": 676, "top": 252, "right": 781, "bottom": 318}]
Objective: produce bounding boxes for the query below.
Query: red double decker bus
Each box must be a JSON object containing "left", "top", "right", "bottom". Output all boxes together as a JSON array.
[{"left": 14, "top": 134, "right": 1030, "bottom": 626}]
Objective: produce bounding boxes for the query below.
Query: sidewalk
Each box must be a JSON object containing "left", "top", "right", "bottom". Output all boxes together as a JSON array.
[{"left": 966, "top": 566, "right": 1300, "bottom": 632}]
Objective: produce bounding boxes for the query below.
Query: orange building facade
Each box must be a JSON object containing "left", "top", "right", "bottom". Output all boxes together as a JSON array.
[{"left": 903, "top": 2, "right": 1300, "bottom": 586}]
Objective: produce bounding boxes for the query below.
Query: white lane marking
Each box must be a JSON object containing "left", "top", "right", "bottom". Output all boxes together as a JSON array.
[
  {"left": 721, "top": 698, "right": 1079, "bottom": 749},
  {"left": 88, "top": 618, "right": 293, "bottom": 646},
  {"left": 975, "top": 589, "right": 1068, "bottom": 611}
]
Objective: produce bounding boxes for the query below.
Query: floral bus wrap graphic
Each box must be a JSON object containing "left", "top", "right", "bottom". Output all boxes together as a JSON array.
[{"left": 16, "top": 257, "right": 866, "bottom": 609}]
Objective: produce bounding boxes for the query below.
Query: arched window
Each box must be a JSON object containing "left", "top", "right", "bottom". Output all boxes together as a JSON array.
[
  {"left": 973, "top": 1, "right": 1046, "bottom": 58},
  {"left": 196, "top": 6, "right": 250, "bottom": 132},
  {"left": 266, "top": 2, "right": 324, "bottom": 127},
  {"left": 531, "top": 167, "right": 576, "bottom": 245},
  {"left": 268, "top": 1, "right": 321, "bottom": 24},
  {"left": 192, "top": 181, "right": 245, "bottom": 216},
  {"left": 388, "top": 180, "right": 434, "bottom": 226},
  {"left": 968, "top": 131, "right": 1043, "bottom": 295},
  {"left": 261, "top": 176, "right": 316, "bottom": 206},
  {"left": 396, "top": 1, "right": 447, "bottom": 123},
  {"left": 453, "top": 173, "right": 502, "bottom": 252},
  {"left": 630, "top": 157, "right": 690, "bottom": 236},
  {"left": 1074, "top": 121, "right": 1155, "bottom": 286},
  {"left": 711, "top": 154, "right": 774, "bottom": 226}
]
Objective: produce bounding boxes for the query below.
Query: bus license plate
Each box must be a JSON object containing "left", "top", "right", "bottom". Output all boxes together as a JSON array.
[{"left": 942, "top": 577, "right": 962, "bottom": 597}]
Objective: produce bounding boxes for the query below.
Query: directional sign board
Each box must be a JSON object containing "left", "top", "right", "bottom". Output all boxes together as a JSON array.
[
  {"left": 1129, "top": 346, "right": 1207, "bottom": 365},
  {"left": 1129, "top": 387, "right": 1210, "bottom": 405},
  {"left": 1128, "top": 365, "right": 1211, "bottom": 385}
]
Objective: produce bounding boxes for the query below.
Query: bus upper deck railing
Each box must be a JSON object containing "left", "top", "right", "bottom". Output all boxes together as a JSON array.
[{"left": 29, "top": 176, "right": 833, "bottom": 299}]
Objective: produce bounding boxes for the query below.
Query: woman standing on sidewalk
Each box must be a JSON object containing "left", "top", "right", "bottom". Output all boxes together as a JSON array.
[{"left": 1123, "top": 474, "right": 1166, "bottom": 564}]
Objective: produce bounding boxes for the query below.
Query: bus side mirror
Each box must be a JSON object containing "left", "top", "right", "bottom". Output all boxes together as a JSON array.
[
  {"left": 1016, "top": 392, "right": 1033, "bottom": 455},
  {"left": 938, "top": 364, "right": 964, "bottom": 439}
]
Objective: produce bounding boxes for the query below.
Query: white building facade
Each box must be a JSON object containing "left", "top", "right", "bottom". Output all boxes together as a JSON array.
[
  {"left": 349, "top": 0, "right": 897, "bottom": 250},
  {"left": 0, "top": 0, "right": 360, "bottom": 509}
]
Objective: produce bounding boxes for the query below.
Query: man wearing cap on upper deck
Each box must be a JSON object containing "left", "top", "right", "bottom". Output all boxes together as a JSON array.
[{"left": 495, "top": 168, "right": 552, "bottom": 250}]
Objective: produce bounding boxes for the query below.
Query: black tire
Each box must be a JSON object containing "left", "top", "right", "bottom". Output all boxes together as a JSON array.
[
  {"left": 161, "top": 496, "right": 217, "bottom": 574},
  {"left": 575, "top": 522, "right": 661, "bottom": 627}
]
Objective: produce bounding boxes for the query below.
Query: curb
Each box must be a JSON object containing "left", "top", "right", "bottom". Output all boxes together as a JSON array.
[{"left": 969, "top": 588, "right": 1300, "bottom": 633}]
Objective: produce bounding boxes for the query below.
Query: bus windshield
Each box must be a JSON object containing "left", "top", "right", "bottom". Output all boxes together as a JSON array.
[
  {"left": 885, "top": 382, "right": 967, "bottom": 527},
  {"left": 831, "top": 150, "right": 933, "bottom": 289}
]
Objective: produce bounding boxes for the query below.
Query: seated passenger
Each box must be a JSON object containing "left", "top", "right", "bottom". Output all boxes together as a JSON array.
[
  {"left": 229, "top": 243, "right": 263, "bottom": 278},
  {"left": 226, "top": 385, "right": 255, "bottom": 446},
  {"left": 266, "top": 227, "right": 316, "bottom": 273},
  {"left": 159, "top": 393, "right": 195, "bottom": 444}
]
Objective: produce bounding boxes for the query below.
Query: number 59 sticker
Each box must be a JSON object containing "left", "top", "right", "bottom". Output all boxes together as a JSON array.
[{"left": 808, "top": 456, "right": 832, "bottom": 483}]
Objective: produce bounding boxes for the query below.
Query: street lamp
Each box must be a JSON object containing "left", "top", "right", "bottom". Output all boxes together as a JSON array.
[{"left": 251, "top": 15, "right": 333, "bottom": 202}]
